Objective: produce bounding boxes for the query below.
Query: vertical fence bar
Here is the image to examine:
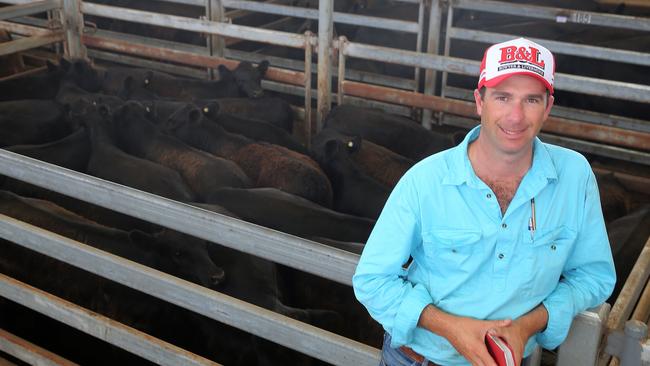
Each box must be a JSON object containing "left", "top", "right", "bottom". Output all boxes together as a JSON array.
[
  {"left": 414, "top": 0, "right": 424, "bottom": 93},
  {"left": 337, "top": 36, "right": 346, "bottom": 106},
  {"left": 303, "top": 31, "right": 313, "bottom": 148},
  {"left": 316, "top": 0, "right": 333, "bottom": 131},
  {"left": 61, "top": 0, "right": 85, "bottom": 58},
  {"left": 421, "top": 0, "right": 443, "bottom": 128},
  {"left": 207, "top": 0, "right": 225, "bottom": 80}
]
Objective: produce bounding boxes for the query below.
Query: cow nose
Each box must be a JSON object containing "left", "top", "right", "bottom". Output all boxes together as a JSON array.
[{"left": 211, "top": 268, "right": 226, "bottom": 286}]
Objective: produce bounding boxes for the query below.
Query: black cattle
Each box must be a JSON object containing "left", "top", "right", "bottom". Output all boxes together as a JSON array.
[
  {"left": 195, "top": 97, "right": 293, "bottom": 133},
  {"left": 56, "top": 79, "right": 125, "bottom": 113},
  {"left": 324, "top": 104, "right": 460, "bottom": 161},
  {"left": 155, "top": 102, "right": 333, "bottom": 207},
  {"left": 4, "top": 128, "right": 90, "bottom": 173},
  {"left": 201, "top": 100, "right": 308, "bottom": 154},
  {"left": 202, "top": 187, "right": 374, "bottom": 243},
  {"left": 76, "top": 102, "right": 197, "bottom": 202},
  {"left": 112, "top": 102, "right": 252, "bottom": 201},
  {"left": 607, "top": 204, "right": 650, "bottom": 304},
  {"left": 0, "top": 190, "right": 224, "bottom": 288},
  {"left": 0, "top": 58, "right": 102, "bottom": 102},
  {"left": 315, "top": 129, "right": 414, "bottom": 188},
  {"left": 102, "top": 61, "right": 269, "bottom": 100},
  {"left": 311, "top": 134, "right": 389, "bottom": 220},
  {"left": 0, "top": 100, "right": 69, "bottom": 147}
]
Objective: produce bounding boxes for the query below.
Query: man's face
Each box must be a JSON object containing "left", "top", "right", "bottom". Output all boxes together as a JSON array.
[{"left": 473, "top": 74, "right": 554, "bottom": 157}]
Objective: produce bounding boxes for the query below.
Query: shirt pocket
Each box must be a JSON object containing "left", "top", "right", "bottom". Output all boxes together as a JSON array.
[
  {"left": 521, "top": 225, "right": 577, "bottom": 297},
  {"left": 422, "top": 229, "right": 483, "bottom": 273}
]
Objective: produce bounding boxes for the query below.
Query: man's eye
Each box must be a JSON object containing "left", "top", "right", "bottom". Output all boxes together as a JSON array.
[
  {"left": 495, "top": 96, "right": 507, "bottom": 101},
  {"left": 528, "top": 98, "right": 541, "bottom": 104}
]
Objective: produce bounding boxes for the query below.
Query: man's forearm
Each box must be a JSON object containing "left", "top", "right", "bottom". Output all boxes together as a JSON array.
[
  {"left": 417, "top": 304, "right": 457, "bottom": 338},
  {"left": 514, "top": 304, "right": 549, "bottom": 338}
]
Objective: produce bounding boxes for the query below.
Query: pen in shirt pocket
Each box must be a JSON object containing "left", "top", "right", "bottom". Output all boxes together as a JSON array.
[{"left": 528, "top": 198, "right": 536, "bottom": 241}]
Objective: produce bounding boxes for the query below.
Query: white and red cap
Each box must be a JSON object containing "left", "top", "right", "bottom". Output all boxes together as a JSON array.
[{"left": 478, "top": 37, "right": 555, "bottom": 94}]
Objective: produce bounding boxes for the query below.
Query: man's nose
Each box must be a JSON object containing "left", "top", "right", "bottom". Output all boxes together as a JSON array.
[{"left": 508, "top": 101, "right": 525, "bottom": 122}]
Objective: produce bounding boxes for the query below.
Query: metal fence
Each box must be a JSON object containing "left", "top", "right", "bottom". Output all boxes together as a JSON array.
[{"left": 0, "top": 0, "right": 649, "bottom": 364}]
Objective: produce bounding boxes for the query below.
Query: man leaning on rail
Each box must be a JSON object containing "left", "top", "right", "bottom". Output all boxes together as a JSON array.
[{"left": 353, "top": 37, "right": 616, "bottom": 366}]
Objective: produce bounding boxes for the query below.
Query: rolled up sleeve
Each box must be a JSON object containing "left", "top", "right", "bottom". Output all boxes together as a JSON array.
[
  {"left": 353, "top": 174, "right": 432, "bottom": 346},
  {"left": 537, "top": 172, "right": 616, "bottom": 349}
]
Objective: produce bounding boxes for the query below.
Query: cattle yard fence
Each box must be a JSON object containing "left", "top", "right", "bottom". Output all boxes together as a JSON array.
[{"left": 0, "top": 0, "right": 649, "bottom": 365}]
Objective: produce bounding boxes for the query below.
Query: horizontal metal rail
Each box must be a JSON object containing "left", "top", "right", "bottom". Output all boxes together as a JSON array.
[
  {"left": 340, "top": 80, "right": 650, "bottom": 152},
  {"left": 342, "top": 41, "right": 650, "bottom": 104},
  {"left": 442, "top": 86, "right": 650, "bottom": 134},
  {"left": 0, "top": 31, "right": 63, "bottom": 56},
  {"left": 0, "top": 328, "right": 79, "bottom": 366},
  {"left": 0, "top": 150, "right": 358, "bottom": 286},
  {"left": 222, "top": 0, "right": 420, "bottom": 33},
  {"left": 448, "top": 28, "right": 650, "bottom": 67},
  {"left": 81, "top": 2, "right": 310, "bottom": 49},
  {"left": 0, "top": 0, "right": 60, "bottom": 21},
  {"left": 452, "top": 0, "right": 650, "bottom": 32},
  {"left": 0, "top": 272, "right": 220, "bottom": 366},
  {"left": 82, "top": 34, "right": 306, "bottom": 86},
  {"left": 442, "top": 114, "right": 650, "bottom": 165},
  {"left": 0, "top": 214, "right": 380, "bottom": 366},
  {"left": 0, "top": 19, "right": 50, "bottom": 36}
]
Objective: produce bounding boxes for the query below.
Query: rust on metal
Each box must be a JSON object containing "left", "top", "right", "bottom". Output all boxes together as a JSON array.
[
  {"left": 0, "top": 21, "right": 51, "bottom": 36},
  {"left": 341, "top": 80, "right": 650, "bottom": 152},
  {"left": 0, "top": 328, "right": 79, "bottom": 366},
  {"left": 82, "top": 35, "right": 305, "bottom": 86}
]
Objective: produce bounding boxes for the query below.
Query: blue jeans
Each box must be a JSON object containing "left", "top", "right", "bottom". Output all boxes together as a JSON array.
[{"left": 379, "top": 333, "right": 433, "bottom": 366}]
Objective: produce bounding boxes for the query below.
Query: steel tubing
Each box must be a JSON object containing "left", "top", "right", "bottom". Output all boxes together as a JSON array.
[
  {"left": 0, "top": 273, "right": 220, "bottom": 366},
  {"left": 0, "top": 31, "right": 63, "bottom": 56},
  {"left": 0, "top": 0, "right": 60, "bottom": 21},
  {"left": 0, "top": 328, "right": 79, "bottom": 366},
  {"left": 632, "top": 279, "right": 650, "bottom": 323},
  {"left": 0, "top": 20, "right": 50, "bottom": 36},
  {"left": 453, "top": 0, "right": 650, "bottom": 32},
  {"left": 81, "top": 2, "right": 306, "bottom": 48},
  {"left": 341, "top": 80, "right": 650, "bottom": 151},
  {"left": 316, "top": 0, "right": 333, "bottom": 130},
  {"left": 0, "top": 216, "right": 380, "bottom": 366},
  {"left": 0, "top": 150, "right": 359, "bottom": 286},
  {"left": 82, "top": 35, "right": 306, "bottom": 86}
]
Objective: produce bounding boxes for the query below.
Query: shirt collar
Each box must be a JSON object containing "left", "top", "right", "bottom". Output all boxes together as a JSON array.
[{"left": 442, "top": 125, "right": 558, "bottom": 186}]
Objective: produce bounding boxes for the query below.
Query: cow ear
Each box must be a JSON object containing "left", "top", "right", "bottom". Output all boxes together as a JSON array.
[
  {"left": 143, "top": 70, "right": 153, "bottom": 87},
  {"left": 218, "top": 65, "right": 233, "bottom": 81},
  {"left": 201, "top": 101, "right": 219, "bottom": 118},
  {"left": 188, "top": 107, "right": 202, "bottom": 125},
  {"left": 346, "top": 136, "right": 362, "bottom": 153},
  {"left": 257, "top": 60, "right": 269, "bottom": 76}
]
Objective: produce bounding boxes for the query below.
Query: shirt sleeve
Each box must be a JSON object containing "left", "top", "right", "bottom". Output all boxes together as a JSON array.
[
  {"left": 352, "top": 173, "right": 433, "bottom": 347},
  {"left": 536, "top": 170, "right": 616, "bottom": 349}
]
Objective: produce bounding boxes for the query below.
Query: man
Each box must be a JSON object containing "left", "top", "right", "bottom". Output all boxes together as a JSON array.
[{"left": 353, "top": 38, "right": 616, "bottom": 366}]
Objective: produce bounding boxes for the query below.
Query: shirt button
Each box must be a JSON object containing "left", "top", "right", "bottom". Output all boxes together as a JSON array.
[
  {"left": 551, "top": 244, "right": 557, "bottom": 250},
  {"left": 498, "top": 253, "right": 504, "bottom": 259},
  {"left": 486, "top": 193, "right": 492, "bottom": 198},
  {"left": 501, "top": 223, "right": 507, "bottom": 229}
]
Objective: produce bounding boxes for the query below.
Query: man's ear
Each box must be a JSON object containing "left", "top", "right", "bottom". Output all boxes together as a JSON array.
[{"left": 473, "top": 88, "right": 484, "bottom": 117}]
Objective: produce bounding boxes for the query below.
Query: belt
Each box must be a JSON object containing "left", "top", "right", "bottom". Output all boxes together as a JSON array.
[{"left": 399, "top": 346, "right": 426, "bottom": 364}]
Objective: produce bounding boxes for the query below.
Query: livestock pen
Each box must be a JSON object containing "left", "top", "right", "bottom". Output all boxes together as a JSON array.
[{"left": 0, "top": 0, "right": 649, "bottom": 365}]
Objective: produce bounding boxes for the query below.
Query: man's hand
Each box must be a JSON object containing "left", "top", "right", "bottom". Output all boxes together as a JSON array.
[
  {"left": 488, "top": 305, "right": 549, "bottom": 366},
  {"left": 418, "top": 305, "right": 511, "bottom": 366}
]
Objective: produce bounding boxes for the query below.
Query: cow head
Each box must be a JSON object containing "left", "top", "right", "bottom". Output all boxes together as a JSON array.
[
  {"left": 199, "top": 101, "right": 220, "bottom": 121},
  {"left": 59, "top": 58, "right": 103, "bottom": 93},
  {"left": 165, "top": 103, "right": 203, "bottom": 132},
  {"left": 231, "top": 60, "right": 269, "bottom": 98}
]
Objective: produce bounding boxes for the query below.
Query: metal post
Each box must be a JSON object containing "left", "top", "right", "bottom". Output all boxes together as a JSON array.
[
  {"left": 303, "top": 31, "right": 313, "bottom": 148},
  {"left": 207, "top": 0, "right": 225, "bottom": 80},
  {"left": 557, "top": 304, "right": 611, "bottom": 366},
  {"left": 421, "top": 0, "right": 443, "bottom": 129},
  {"left": 61, "top": 0, "right": 85, "bottom": 58},
  {"left": 414, "top": 0, "right": 425, "bottom": 92},
  {"left": 337, "top": 36, "right": 347, "bottom": 106},
  {"left": 316, "top": 0, "right": 333, "bottom": 131}
]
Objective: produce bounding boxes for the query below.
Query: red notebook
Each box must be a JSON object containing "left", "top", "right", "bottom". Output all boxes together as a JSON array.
[{"left": 485, "top": 333, "right": 516, "bottom": 366}]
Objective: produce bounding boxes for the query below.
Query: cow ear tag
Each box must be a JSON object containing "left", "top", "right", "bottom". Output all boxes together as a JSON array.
[{"left": 203, "top": 107, "right": 209, "bottom": 113}]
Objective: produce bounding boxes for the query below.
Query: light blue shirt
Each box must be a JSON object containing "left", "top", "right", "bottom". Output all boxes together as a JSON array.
[{"left": 353, "top": 126, "right": 616, "bottom": 365}]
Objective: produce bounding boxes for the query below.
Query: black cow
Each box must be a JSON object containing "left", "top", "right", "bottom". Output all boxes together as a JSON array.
[
  {"left": 76, "top": 102, "right": 197, "bottom": 202},
  {"left": 112, "top": 102, "right": 252, "bottom": 201},
  {"left": 311, "top": 134, "right": 390, "bottom": 220},
  {"left": 201, "top": 100, "right": 308, "bottom": 154},
  {"left": 0, "top": 100, "right": 69, "bottom": 147},
  {"left": 324, "top": 104, "right": 460, "bottom": 161},
  {"left": 0, "top": 190, "right": 224, "bottom": 288},
  {"left": 202, "top": 187, "right": 374, "bottom": 243},
  {"left": 153, "top": 102, "right": 333, "bottom": 207},
  {"left": 103, "top": 61, "right": 269, "bottom": 100},
  {"left": 4, "top": 128, "right": 90, "bottom": 173},
  {"left": 195, "top": 97, "right": 294, "bottom": 133}
]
